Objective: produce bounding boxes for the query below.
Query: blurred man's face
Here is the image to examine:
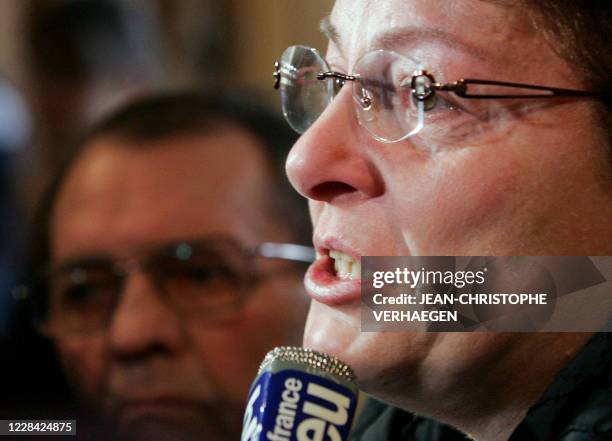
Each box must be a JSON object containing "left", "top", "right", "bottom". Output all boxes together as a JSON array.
[
  {"left": 285, "top": 0, "right": 612, "bottom": 407},
  {"left": 51, "top": 127, "right": 308, "bottom": 440}
]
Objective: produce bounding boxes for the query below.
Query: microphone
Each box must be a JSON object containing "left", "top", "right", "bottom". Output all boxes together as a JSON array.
[{"left": 241, "top": 347, "right": 358, "bottom": 441}]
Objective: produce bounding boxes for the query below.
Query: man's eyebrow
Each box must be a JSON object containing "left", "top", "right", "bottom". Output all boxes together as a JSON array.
[{"left": 320, "top": 16, "right": 340, "bottom": 48}]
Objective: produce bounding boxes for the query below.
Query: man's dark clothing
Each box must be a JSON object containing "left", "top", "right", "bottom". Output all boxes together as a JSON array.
[{"left": 350, "top": 333, "right": 612, "bottom": 440}]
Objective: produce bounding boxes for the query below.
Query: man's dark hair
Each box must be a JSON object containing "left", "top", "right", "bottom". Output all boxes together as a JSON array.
[
  {"left": 27, "top": 90, "right": 310, "bottom": 298},
  {"left": 8, "top": 90, "right": 310, "bottom": 422}
]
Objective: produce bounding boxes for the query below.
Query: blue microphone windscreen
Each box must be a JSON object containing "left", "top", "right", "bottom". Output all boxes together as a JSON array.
[{"left": 242, "top": 346, "right": 358, "bottom": 441}]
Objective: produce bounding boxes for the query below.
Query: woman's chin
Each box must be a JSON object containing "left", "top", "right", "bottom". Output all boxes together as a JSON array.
[
  {"left": 301, "top": 301, "right": 388, "bottom": 387},
  {"left": 302, "top": 301, "right": 360, "bottom": 363},
  {"left": 304, "top": 302, "right": 437, "bottom": 395}
]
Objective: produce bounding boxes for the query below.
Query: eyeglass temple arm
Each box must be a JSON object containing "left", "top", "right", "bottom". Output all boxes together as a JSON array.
[
  {"left": 257, "top": 243, "right": 316, "bottom": 263},
  {"left": 274, "top": 60, "right": 609, "bottom": 101},
  {"left": 434, "top": 78, "right": 609, "bottom": 100},
  {"left": 317, "top": 70, "right": 608, "bottom": 100}
]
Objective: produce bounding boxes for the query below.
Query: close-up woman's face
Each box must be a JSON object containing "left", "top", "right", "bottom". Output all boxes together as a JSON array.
[{"left": 286, "top": 0, "right": 612, "bottom": 399}]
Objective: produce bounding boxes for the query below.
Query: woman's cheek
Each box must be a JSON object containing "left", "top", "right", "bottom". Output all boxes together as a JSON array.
[{"left": 387, "top": 148, "right": 523, "bottom": 255}]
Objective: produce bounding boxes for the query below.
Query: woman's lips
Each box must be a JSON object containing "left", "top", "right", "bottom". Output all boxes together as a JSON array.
[{"left": 304, "top": 254, "right": 361, "bottom": 306}]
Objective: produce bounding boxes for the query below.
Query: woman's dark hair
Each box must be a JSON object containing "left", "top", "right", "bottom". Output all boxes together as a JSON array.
[{"left": 527, "top": 1, "right": 611, "bottom": 141}]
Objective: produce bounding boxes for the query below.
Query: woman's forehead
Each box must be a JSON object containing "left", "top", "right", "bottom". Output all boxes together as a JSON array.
[
  {"left": 327, "top": 0, "right": 533, "bottom": 63},
  {"left": 325, "top": 0, "right": 569, "bottom": 83}
]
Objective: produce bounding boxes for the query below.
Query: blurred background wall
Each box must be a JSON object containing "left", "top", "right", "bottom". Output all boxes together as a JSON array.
[
  {"left": 0, "top": 0, "right": 333, "bottom": 335},
  {"left": 0, "top": 0, "right": 333, "bottom": 95}
]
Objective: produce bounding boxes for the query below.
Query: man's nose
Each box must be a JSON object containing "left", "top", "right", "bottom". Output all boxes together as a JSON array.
[
  {"left": 107, "top": 271, "right": 184, "bottom": 360},
  {"left": 285, "top": 88, "right": 384, "bottom": 204}
]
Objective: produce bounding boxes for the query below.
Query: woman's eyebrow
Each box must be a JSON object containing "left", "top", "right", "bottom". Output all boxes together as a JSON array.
[
  {"left": 372, "top": 27, "right": 488, "bottom": 60},
  {"left": 320, "top": 16, "right": 340, "bottom": 48},
  {"left": 320, "top": 16, "right": 489, "bottom": 62}
]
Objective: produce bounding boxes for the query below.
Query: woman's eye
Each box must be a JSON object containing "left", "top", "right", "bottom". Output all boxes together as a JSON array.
[{"left": 424, "top": 92, "right": 462, "bottom": 112}]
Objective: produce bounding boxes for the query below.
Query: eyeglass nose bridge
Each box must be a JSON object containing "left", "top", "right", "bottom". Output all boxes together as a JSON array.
[
  {"left": 317, "top": 71, "right": 373, "bottom": 109},
  {"left": 107, "top": 257, "right": 181, "bottom": 318},
  {"left": 316, "top": 71, "right": 357, "bottom": 83},
  {"left": 111, "top": 258, "right": 167, "bottom": 298},
  {"left": 112, "top": 258, "right": 147, "bottom": 278}
]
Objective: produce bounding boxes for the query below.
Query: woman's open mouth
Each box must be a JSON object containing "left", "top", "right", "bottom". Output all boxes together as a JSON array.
[{"left": 304, "top": 242, "right": 362, "bottom": 305}]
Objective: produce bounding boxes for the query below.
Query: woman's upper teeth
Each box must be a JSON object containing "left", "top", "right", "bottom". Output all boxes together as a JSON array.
[{"left": 329, "top": 250, "right": 361, "bottom": 279}]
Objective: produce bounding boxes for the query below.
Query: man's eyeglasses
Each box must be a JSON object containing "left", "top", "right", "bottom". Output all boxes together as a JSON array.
[
  {"left": 273, "top": 45, "right": 610, "bottom": 143},
  {"left": 15, "top": 236, "right": 315, "bottom": 338}
]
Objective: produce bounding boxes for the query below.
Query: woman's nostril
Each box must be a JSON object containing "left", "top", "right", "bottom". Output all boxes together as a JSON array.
[{"left": 310, "top": 181, "right": 357, "bottom": 201}]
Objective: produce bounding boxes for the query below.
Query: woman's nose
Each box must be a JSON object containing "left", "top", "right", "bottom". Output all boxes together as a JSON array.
[{"left": 285, "top": 89, "right": 384, "bottom": 204}]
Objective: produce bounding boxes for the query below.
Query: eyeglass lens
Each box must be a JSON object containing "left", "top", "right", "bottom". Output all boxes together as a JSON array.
[
  {"left": 277, "top": 45, "right": 426, "bottom": 142},
  {"left": 279, "top": 45, "right": 333, "bottom": 134},
  {"left": 44, "top": 240, "right": 254, "bottom": 336}
]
